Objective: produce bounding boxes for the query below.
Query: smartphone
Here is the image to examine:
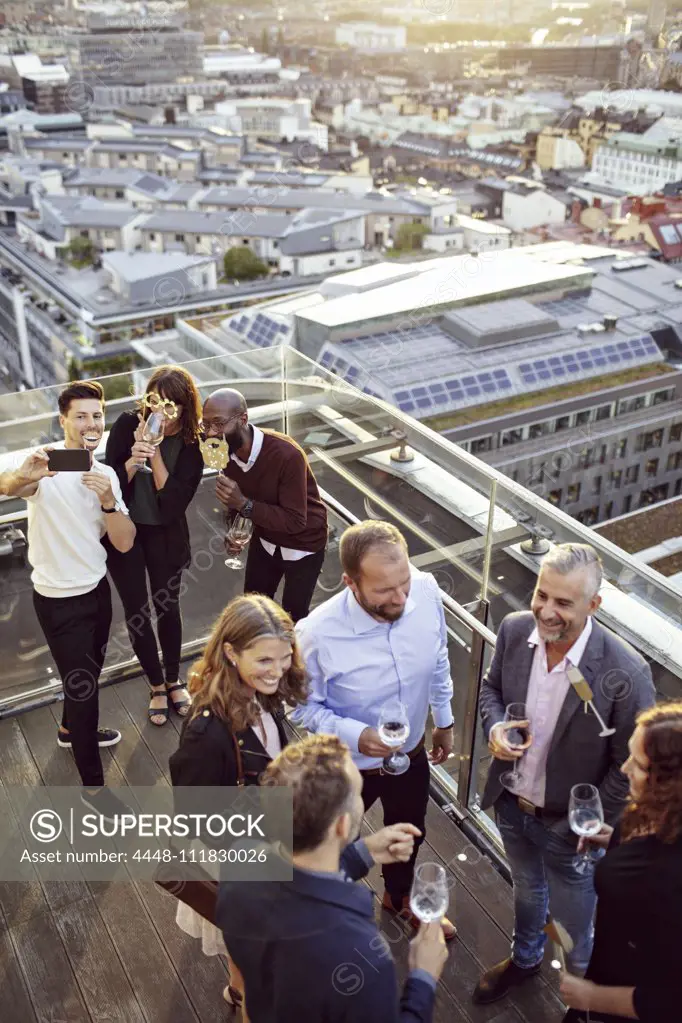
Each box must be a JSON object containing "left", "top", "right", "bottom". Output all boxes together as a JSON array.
[{"left": 47, "top": 449, "right": 91, "bottom": 472}]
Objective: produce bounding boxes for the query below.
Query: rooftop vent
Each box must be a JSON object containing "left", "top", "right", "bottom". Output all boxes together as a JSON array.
[
  {"left": 612, "top": 258, "right": 648, "bottom": 272},
  {"left": 603, "top": 313, "right": 618, "bottom": 331}
]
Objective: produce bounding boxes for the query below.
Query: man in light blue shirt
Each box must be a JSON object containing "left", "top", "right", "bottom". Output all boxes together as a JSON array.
[{"left": 293, "top": 520, "right": 457, "bottom": 940}]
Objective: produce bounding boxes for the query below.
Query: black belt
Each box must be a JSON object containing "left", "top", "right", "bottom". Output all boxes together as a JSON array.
[
  {"left": 360, "top": 736, "right": 425, "bottom": 777},
  {"left": 511, "top": 793, "right": 565, "bottom": 820}
]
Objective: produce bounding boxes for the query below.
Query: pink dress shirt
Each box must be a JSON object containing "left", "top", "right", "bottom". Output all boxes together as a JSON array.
[{"left": 514, "top": 617, "right": 593, "bottom": 807}]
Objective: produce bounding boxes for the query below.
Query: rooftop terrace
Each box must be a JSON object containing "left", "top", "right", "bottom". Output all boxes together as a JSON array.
[{"left": 0, "top": 345, "right": 680, "bottom": 1021}]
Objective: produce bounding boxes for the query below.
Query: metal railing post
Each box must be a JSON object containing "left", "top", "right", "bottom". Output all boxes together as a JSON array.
[{"left": 456, "top": 597, "right": 490, "bottom": 814}]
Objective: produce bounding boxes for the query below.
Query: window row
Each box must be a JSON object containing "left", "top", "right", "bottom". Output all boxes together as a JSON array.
[{"left": 465, "top": 408, "right": 681, "bottom": 457}]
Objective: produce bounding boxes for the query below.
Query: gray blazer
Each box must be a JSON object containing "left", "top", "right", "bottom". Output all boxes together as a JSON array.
[{"left": 479, "top": 611, "right": 655, "bottom": 824}]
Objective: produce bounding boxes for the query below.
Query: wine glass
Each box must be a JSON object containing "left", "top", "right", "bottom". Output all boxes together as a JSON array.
[
  {"left": 409, "top": 862, "right": 449, "bottom": 924},
  {"left": 137, "top": 411, "right": 165, "bottom": 474},
  {"left": 377, "top": 699, "right": 411, "bottom": 776},
  {"left": 569, "top": 783, "right": 604, "bottom": 875},
  {"left": 500, "top": 702, "right": 532, "bottom": 794},
  {"left": 224, "top": 513, "right": 253, "bottom": 570}
]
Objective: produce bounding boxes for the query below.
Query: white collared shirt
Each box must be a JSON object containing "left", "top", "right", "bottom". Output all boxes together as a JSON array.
[
  {"left": 231, "top": 425, "right": 312, "bottom": 562},
  {"left": 293, "top": 568, "right": 454, "bottom": 770},
  {"left": 515, "top": 616, "right": 593, "bottom": 806}
]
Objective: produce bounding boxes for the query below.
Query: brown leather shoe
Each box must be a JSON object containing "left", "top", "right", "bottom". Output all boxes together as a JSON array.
[
  {"left": 472, "top": 957, "right": 542, "bottom": 1005},
  {"left": 381, "top": 891, "right": 458, "bottom": 943}
]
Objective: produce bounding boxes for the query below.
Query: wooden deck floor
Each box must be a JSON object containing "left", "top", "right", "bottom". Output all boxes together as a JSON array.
[{"left": 0, "top": 680, "right": 566, "bottom": 1023}]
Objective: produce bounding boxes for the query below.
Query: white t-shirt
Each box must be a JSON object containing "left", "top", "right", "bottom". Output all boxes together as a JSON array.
[{"left": 11, "top": 443, "right": 128, "bottom": 599}]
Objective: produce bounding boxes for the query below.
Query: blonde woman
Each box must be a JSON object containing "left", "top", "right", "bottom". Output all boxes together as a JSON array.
[{"left": 169, "top": 594, "right": 309, "bottom": 1006}]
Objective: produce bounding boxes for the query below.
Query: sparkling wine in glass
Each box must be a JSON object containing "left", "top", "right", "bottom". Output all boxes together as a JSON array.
[
  {"left": 377, "top": 699, "right": 411, "bottom": 776},
  {"left": 500, "top": 702, "right": 532, "bottom": 794},
  {"left": 409, "top": 862, "right": 449, "bottom": 924},
  {"left": 569, "top": 783, "right": 604, "bottom": 875},
  {"left": 137, "top": 411, "right": 165, "bottom": 474},
  {"left": 224, "top": 513, "right": 253, "bottom": 570}
]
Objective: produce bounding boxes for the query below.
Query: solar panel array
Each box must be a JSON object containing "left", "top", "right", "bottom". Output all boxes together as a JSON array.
[
  {"left": 319, "top": 350, "right": 382, "bottom": 399},
  {"left": 518, "top": 335, "right": 659, "bottom": 387},
  {"left": 394, "top": 369, "right": 513, "bottom": 414},
  {"left": 227, "top": 311, "right": 291, "bottom": 348}
]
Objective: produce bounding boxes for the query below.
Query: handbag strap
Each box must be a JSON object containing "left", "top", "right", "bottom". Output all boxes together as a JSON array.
[{"left": 232, "top": 730, "right": 245, "bottom": 786}]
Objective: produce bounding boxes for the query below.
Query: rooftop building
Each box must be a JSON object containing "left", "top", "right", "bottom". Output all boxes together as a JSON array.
[{"left": 199, "top": 243, "right": 682, "bottom": 529}]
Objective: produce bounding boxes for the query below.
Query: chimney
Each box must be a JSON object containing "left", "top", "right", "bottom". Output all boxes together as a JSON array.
[
  {"left": 571, "top": 199, "right": 582, "bottom": 223},
  {"left": 603, "top": 314, "right": 618, "bottom": 331},
  {"left": 593, "top": 197, "right": 602, "bottom": 209}
]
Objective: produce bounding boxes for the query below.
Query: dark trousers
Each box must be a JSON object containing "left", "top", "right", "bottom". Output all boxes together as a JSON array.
[
  {"left": 107, "top": 524, "right": 184, "bottom": 685},
  {"left": 244, "top": 539, "right": 325, "bottom": 623},
  {"left": 362, "top": 747, "right": 430, "bottom": 901},
  {"left": 33, "top": 577, "right": 112, "bottom": 788}
]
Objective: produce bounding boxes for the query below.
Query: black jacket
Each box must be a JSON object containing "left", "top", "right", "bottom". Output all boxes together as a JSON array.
[
  {"left": 217, "top": 844, "right": 436, "bottom": 1023},
  {"left": 563, "top": 829, "right": 681, "bottom": 1023},
  {"left": 169, "top": 705, "right": 289, "bottom": 788},
  {"left": 106, "top": 410, "right": 203, "bottom": 569}
]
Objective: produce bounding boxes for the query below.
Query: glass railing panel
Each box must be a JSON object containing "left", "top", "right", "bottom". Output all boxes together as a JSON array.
[
  {"left": 282, "top": 346, "right": 682, "bottom": 687},
  {"left": 281, "top": 345, "right": 500, "bottom": 606},
  {"left": 0, "top": 476, "right": 354, "bottom": 712},
  {"left": 0, "top": 347, "right": 286, "bottom": 457}
]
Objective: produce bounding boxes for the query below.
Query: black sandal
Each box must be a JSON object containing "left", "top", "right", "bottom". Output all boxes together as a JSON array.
[
  {"left": 166, "top": 681, "right": 191, "bottom": 718},
  {"left": 148, "top": 685, "right": 169, "bottom": 727}
]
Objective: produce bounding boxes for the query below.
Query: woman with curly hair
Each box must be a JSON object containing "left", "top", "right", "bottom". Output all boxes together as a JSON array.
[
  {"left": 169, "top": 594, "right": 309, "bottom": 1005},
  {"left": 106, "top": 365, "right": 204, "bottom": 726},
  {"left": 561, "top": 701, "right": 682, "bottom": 1023}
]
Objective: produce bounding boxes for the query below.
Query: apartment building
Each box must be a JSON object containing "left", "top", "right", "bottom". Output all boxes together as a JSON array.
[
  {"left": 67, "top": 15, "right": 203, "bottom": 87},
  {"left": 592, "top": 132, "right": 682, "bottom": 195}
]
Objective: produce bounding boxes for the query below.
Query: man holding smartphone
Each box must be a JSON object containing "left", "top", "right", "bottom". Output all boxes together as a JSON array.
[{"left": 0, "top": 381, "right": 136, "bottom": 818}]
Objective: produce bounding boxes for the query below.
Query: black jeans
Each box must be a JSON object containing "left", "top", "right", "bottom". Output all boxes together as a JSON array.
[
  {"left": 33, "top": 577, "right": 112, "bottom": 788},
  {"left": 362, "top": 747, "right": 430, "bottom": 901},
  {"left": 244, "top": 539, "right": 325, "bottom": 623},
  {"left": 107, "top": 524, "right": 184, "bottom": 685}
]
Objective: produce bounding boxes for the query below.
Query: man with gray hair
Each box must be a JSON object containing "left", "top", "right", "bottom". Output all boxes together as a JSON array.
[{"left": 473, "top": 543, "right": 655, "bottom": 1006}]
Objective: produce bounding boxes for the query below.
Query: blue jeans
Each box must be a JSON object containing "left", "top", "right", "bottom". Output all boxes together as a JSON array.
[{"left": 496, "top": 791, "right": 596, "bottom": 974}]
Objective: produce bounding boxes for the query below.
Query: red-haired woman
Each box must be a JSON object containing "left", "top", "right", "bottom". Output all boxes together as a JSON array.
[
  {"left": 106, "top": 365, "right": 203, "bottom": 725},
  {"left": 169, "top": 593, "right": 309, "bottom": 1006},
  {"left": 561, "top": 702, "right": 682, "bottom": 1023}
]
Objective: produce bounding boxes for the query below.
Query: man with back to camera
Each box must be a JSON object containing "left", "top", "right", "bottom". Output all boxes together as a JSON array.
[
  {"left": 201, "top": 388, "right": 328, "bottom": 622},
  {"left": 0, "top": 380, "right": 136, "bottom": 819},
  {"left": 217, "top": 733, "right": 448, "bottom": 1022},
  {"left": 473, "top": 543, "right": 655, "bottom": 1005},
  {"left": 292, "top": 520, "right": 457, "bottom": 940}
]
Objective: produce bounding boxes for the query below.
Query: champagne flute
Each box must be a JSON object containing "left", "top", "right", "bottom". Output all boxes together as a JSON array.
[
  {"left": 409, "top": 862, "right": 449, "bottom": 924},
  {"left": 499, "top": 702, "right": 532, "bottom": 794},
  {"left": 569, "top": 783, "right": 604, "bottom": 875},
  {"left": 224, "top": 513, "right": 253, "bottom": 570},
  {"left": 377, "top": 699, "right": 411, "bottom": 776},
  {"left": 137, "top": 411, "right": 165, "bottom": 474}
]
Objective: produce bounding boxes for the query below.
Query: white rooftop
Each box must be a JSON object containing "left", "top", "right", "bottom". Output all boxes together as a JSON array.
[
  {"left": 102, "top": 250, "right": 214, "bottom": 283},
  {"left": 298, "top": 249, "right": 593, "bottom": 331}
]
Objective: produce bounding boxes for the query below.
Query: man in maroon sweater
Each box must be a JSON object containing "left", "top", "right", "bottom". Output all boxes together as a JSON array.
[{"left": 202, "top": 388, "right": 328, "bottom": 621}]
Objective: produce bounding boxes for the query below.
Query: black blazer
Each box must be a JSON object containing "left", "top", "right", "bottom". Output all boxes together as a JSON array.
[
  {"left": 169, "top": 706, "right": 289, "bottom": 788},
  {"left": 563, "top": 829, "right": 682, "bottom": 1023},
  {"left": 106, "top": 410, "right": 203, "bottom": 569}
]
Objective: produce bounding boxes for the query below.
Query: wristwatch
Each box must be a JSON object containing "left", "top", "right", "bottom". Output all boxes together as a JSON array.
[
  {"left": 438, "top": 721, "right": 455, "bottom": 730},
  {"left": 241, "top": 498, "right": 254, "bottom": 519},
  {"left": 102, "top": 500, "right": 122, "bottom": 514}
]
